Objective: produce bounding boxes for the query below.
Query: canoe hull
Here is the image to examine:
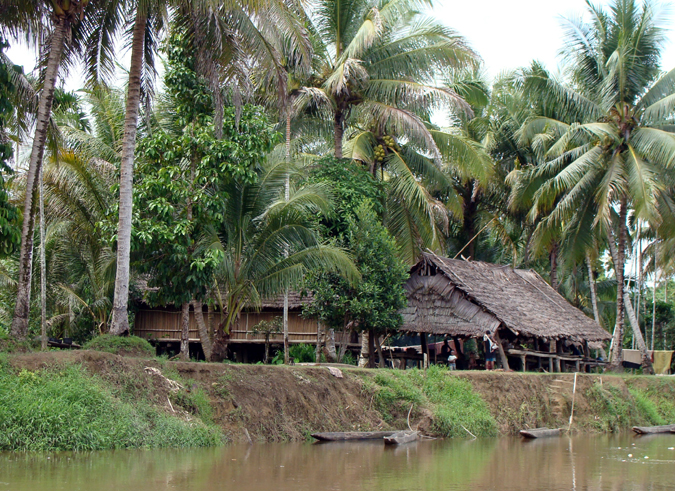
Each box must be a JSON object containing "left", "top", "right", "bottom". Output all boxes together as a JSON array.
[
  {"left": 311, "top": 431, "right": 397, "bottom": 441},
  {"left": 519, "top": 428, "right": 562, "bottom": 439},
  {"left": 632, "top": 424, "right": 675, "bottom": 435}
]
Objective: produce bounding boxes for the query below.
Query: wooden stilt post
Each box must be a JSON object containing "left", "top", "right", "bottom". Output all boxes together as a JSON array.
[
  {"left": 493, "top": 329, "right": 510, "bottom": 371},
  {"left": 555, "top": 339, "right": 562, "bottom": 372},
  {"left": 420, "top": 333, "right": 429, "bottom": 369}
]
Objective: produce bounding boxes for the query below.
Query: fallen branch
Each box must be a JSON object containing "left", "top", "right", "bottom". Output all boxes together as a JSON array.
[{"left": 461, "top": 425, "right": 477, "bottom": 440}]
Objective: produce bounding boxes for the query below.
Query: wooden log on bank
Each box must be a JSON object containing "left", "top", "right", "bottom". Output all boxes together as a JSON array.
[
  {"left": 383, "top": 431, "right": 419, "bottom": 445},
  {"left": 311, "top": 431, "right": 397, "bottom": 441},
  {"left": 519, "top": 428, "right": 562, "bottom": 439},
  {"left": 632, "top": 424, "right": 675, "bottom": 435}
]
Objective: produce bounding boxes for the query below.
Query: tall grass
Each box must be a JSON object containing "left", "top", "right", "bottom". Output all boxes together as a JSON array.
[{"left": 0, "top": 364, "right": 222, "bottom": 451}]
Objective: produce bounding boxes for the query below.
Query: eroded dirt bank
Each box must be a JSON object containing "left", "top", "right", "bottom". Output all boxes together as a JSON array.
[{"left": 7, "top": 350, "right": 675, "bottom": 443}]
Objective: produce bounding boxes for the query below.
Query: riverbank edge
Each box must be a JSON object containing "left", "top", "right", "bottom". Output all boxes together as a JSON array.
[{"left": 2, "top": 350, "right": 674, "bottom": 450}]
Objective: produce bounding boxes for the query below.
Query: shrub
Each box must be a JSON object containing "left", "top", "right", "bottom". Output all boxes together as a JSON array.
[{"left": 83, "top": 335, "right": 155, "bottom": 357}]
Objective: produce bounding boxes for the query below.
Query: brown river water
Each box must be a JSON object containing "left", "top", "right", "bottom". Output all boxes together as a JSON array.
[{"left": 2, "top": 434, "right": 675, "bottom": 491}]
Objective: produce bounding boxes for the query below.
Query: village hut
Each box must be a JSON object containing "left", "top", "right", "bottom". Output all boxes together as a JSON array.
[
  {"left": 399, "top": 253, "right": 611, "bottom": 371},
  {"left": 133, "top": 292, "right": 358, "bottom": 361}
]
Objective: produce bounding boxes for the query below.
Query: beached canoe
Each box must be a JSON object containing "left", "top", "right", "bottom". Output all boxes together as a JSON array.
[
  {"left": 383, "top": 431, "right": 419, "bottom": 445},
  {"left": 632, "top": 424, "right": 675, "bottom": 435},
  {"left": 311, "top": 431, "right": 398, "bottom": 441},
  {"left": 519, "top": 428, "right": 562, "bottom": 439}
]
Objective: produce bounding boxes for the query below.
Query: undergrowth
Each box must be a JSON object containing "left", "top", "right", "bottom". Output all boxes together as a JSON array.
[
  {"left": 626, "top": 379, "right": 675, "bottom": 425},
  {"left": 0, "top": 362, "right": 222, "bottom": 451},
  {"left": 585, "top": 382, "right": 642, "bottom": 432},
  {"left": 83, "top": 335, "right": 155, "bottom": 357},
  {"left": 363, "top": 366, "right": 497, "bottom": 438}
]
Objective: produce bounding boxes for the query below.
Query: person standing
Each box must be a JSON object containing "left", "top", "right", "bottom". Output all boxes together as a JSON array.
[{"left": 483, "top": 330, "right": 498, "bottom": 370}]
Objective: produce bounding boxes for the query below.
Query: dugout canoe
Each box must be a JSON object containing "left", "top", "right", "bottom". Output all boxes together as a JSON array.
[
  {"left": 519, "top": 428, "right": 562, "bottom": 439},
  {"left": 383, "top": 431, "right": 419, "bottom": 445},
  {"left": 311, "top": 431, "right": 397, "bottom": 441},
  {"left": 632, "top": 424, "right": 675, "bottom": 435}
]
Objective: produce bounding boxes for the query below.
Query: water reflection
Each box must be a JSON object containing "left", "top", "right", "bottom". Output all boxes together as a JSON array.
[{"left": 2, "top": 434, "right": 674, "bottom": 491}]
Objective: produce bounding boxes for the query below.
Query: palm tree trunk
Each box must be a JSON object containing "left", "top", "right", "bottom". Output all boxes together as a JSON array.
[
  {"left": 334, "top": 109, "right": 344, "bottom": 158},
  {"left": 358, "top": 330, "right": 369, "bottom": 367},
  {"left": 549, "top": 242, "right": 559, "bottom": 291},
  {"left": 192, "top": 299, "right": 213, "bottom": 361},
  {"left": 11, "top": 17, "right": 68, "bottom": 339},
  {"left": 283, "top": 109, "right": 291, "bottom": 364},
  {"left": 606, "top": 217, "right": 654, "bottom": 373},
  {"left": 39, "top": 167, "right": 47, "bottom": 350},
  {"left": 586, "top": 255, "right": 601, "bottom": 325},
  {"left": 326, "top": 328, "right": 337, "bottom": 362},
  {"left": 110, "top": 13, "right": 147, "bottom": 336},
  {"left": 608, "top": 200, "right": 627, "bottom": 371},
  {"left": 180, "top": 301, "right": 190, "bottom": 361}
]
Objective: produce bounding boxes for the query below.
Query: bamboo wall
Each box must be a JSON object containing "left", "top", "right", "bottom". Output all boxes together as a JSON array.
[{"left": 134, "top": 309, "right": 320, "bottom": 344}]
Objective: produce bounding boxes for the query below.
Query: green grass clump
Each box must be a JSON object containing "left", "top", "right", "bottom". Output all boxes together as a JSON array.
[
  {"left": 0, "top": 364, "right": 222, "bottom": 451},
  {"left": 626, "top": 379, "right": 675, "bottom": 424},
  {"left": 84, "top": 334, "right": 155, "bottom": 357},
  {"left": 422, "top": 367, "right": 497, "bottom": 437},
  {"left": 364, "top": 367, "right": 496, "bottom": 438},
  {"left": 585, "top": 383, "right": 640, "bottom": 432}
]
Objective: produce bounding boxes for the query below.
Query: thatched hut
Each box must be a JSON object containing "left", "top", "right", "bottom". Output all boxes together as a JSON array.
[{"left": 399, "top": 253, "right": 611, "bottom": 371}]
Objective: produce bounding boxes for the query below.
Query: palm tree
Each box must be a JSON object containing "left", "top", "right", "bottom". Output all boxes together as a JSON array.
[
  {"left": 296, "top": 0, "right": 478, "bottom": 159},
  {"left": 212, "top": 160, "right": 359, "bottom": 338},
  {"left": 513, "top": 0, "right": 675, "bottom": 372},
  {"left": 2, "top": 0, "right": 101, "bottom": 339},
  {"left": 42, "top": 86, "right": 121, "bottom": 337}
]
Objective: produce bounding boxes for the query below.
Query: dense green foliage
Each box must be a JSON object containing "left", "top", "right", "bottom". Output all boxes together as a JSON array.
[
  {"left": 304, "top": 156, "right": 385, "bottom": 237},
  {"left": 133, "top": 32, "right": 276, "bottom": 308},
  {"left": 303, "top": 205, "right": 408, "bottom": 335},
  {"left": 0, "top": 39, "right": 20, "bottom": 257},
  {"left": 0, "top": 363, "right": 222, "bottom": 451}
]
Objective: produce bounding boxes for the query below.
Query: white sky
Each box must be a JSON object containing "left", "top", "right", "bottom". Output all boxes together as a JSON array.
[
  {"left": 6, "top": 1, "right": 675, "bottom": 89},
  {"left": 435, "top": 0, "right": 675, "bottom": 79}
]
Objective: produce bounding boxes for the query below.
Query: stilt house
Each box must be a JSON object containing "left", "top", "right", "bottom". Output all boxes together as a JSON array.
[
  {"left": 399, "top": 253, "right": 611, "bottom": 371},
  {"left": 133, "top": 292, "right": 359, "bottom": 361}
]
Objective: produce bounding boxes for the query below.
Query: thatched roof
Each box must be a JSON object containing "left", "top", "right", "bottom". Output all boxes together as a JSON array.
[
  {"left": 259, "top": 292, "right": 311, "bottom": 310},
  {"left": 400, "top": 253, "right": 611, "bottom": 342}
]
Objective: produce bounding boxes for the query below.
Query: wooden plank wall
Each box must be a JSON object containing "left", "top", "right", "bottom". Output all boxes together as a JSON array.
[{"left": 134, "top": 309, "right": 319, "bottom": 344}]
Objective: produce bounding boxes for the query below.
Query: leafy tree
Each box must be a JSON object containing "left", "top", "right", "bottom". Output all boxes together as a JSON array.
[
  {"left": 0, "top": 39, "right": 20, "bottom": 258},
  {"left": 132, "top": 30, "right": 273, "bottom": 360},
  {"left": 303, "top": 155, "right": 385, "bottom": 237},
  {"left": 303, "top": 204, "right": 408, "bottom": 367},
  {"left": 251, "top": 317, "right": 282, "bottom": 364}
]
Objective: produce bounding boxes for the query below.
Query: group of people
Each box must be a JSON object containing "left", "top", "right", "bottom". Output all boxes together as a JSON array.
[{"left": 439, "top": 330, "right": 499, "bottom": 371}]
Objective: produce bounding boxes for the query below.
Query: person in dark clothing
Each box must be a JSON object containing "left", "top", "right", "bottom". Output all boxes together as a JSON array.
[
  {"left": 440, "top": 339, "right": 451, "bottom": 358},
  {"left": 483, "top": 330, "right": 498, "bottom": 370}
]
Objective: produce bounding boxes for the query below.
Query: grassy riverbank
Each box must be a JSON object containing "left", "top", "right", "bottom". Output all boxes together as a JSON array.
[
  {"left": 2, "top": 350, "right": 675, "bottom": 451},
  {"left": 0, "top": 353, "right": 222, "bottom": 451}
]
